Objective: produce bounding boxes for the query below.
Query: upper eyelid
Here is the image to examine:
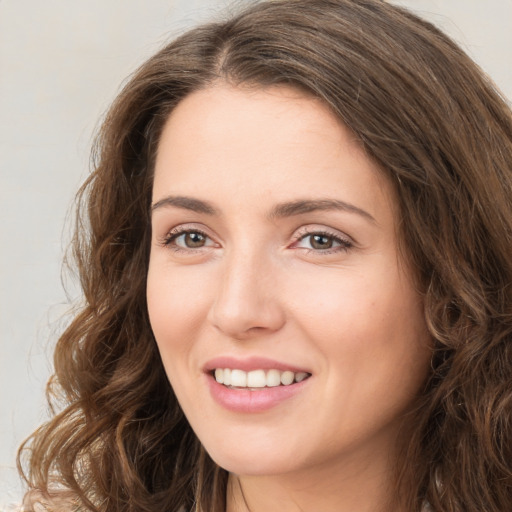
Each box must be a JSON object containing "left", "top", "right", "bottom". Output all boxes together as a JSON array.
[
  {"left": 292, "top": 225, "right": 354, "bottom": 242},
  {"left": 160, "top": 222, "right": 216, "bottom": 238}
]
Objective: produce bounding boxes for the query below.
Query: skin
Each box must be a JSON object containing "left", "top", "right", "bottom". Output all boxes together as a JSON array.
[{"left": 147, "top": 84, "right": 432, "bottom": 512}]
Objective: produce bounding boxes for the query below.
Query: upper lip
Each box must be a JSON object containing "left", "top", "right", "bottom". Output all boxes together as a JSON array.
[{"left": 203, "top": 356, "right": 311, "bottom": 374}]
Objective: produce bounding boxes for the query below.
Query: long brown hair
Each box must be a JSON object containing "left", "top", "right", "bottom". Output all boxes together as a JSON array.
[{"left": 19, "top": 1, "right": 512, "bottom": 510}]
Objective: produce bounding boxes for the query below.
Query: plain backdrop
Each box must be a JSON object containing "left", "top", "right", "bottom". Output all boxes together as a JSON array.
[{"left": 1, "top": 0, "right": 511, "bottom": 507}]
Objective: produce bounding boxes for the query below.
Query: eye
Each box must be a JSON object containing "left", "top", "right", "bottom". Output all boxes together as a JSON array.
[
  {"left": 162, "top": 228, "right": 216, "bottom": 250},
  {"left": 301, "top": 234, "right": 337, "bottom": 250},
  {"left": 293, "top": 229, "right": 353, "bottom": 253}
]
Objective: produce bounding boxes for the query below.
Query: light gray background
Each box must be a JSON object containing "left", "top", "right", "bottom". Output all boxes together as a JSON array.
[{"left": 1, "top": 0, "right": 511, "bottom": 507}]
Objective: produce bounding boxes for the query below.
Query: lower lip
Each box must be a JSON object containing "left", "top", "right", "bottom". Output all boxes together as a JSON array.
[{"left": 206, "top": 374, "right": 310, "bottom": 413}]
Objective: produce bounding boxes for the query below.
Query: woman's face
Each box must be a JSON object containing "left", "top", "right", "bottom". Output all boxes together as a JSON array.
[{"left": 147, "top": 85, "right": 431, "bottom": 478}]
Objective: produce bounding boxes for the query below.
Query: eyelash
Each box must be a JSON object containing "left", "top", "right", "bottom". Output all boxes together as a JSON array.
[{"left": 159, "top": 227, "right": 353, "bottom": 255}]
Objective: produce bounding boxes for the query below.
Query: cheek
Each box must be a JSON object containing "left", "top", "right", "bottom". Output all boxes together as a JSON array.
[
  {"left": 284, "top": 266, "right": 393, "bottom": 345},
  {"left": 146, "top": 261, "right": 212, "bottom": 359},
  {"left": 288, "top": 263, "right": 430, "bottom": 382}
]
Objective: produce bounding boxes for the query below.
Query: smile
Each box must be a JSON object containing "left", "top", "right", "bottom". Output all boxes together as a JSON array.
[{"left": 214, "top": 368, "right": 310, "bottom": 388}]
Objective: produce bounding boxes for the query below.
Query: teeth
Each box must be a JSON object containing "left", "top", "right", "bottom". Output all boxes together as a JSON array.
[
  {"left": 214, "top": 368, "right": 224, "bottom": 384},
  {"left": 213, "top": 368, "right": 310, "bottom": 388},
  {"left": 266, "top": 369, "right": 281, "bottom": 387},
  {"left": 280, "top": 370, "right": 294, "bottom": 385},
  {"left": 230, "top": 369, "right": 247, "bottom": 387},
  {"left": 295, "top": 372, "right": 308, "bottom": 382},
  {"left": 247, "top": 369, "right": 266, "bottom": 388}
]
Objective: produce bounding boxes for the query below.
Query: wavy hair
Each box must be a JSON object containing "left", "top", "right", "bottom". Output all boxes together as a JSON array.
[{"left": 19, "top": 0, "right": 512, "bottom": 510}]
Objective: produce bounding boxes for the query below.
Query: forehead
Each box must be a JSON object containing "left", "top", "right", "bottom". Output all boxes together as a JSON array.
[{"left": 153, "top": 84, "right": 395, "bottom": 224}]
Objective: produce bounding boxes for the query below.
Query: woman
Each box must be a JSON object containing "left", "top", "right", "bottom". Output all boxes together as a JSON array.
[{"left": 19, "top": 0, "right": 512, "bottom": 510}]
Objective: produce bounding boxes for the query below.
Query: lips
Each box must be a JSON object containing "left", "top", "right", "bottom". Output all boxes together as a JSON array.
[{"left": 204, "top": 357, "right": 312, "bottom": 412}]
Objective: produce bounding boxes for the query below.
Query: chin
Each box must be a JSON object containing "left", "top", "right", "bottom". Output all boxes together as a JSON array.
[
  {"left": 203, "top": 437, "right": 304, "bottom": 477},
  {"left": 211, "top": 454, "right": 297, "bottom": 477}
]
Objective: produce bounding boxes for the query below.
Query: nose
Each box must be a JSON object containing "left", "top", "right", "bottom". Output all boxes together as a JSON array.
[{"left": 207, "top": 249, "right": 286, "bottom": 340}]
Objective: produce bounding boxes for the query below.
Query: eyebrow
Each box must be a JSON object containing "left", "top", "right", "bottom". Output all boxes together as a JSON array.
[
  {"left": 151, "top": 195, "right": 375, "bottom": 223},
  {"left": 269, "top": 198, "right": 376, "bottom": 223},
  {"left": 151, "top": 196, "right": 219, "bottom": 215}
]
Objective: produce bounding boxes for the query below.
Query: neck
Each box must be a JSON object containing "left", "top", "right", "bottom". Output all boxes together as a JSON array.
[{"left": 225, "top": 443, "right": 403, "bottom": 512}]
